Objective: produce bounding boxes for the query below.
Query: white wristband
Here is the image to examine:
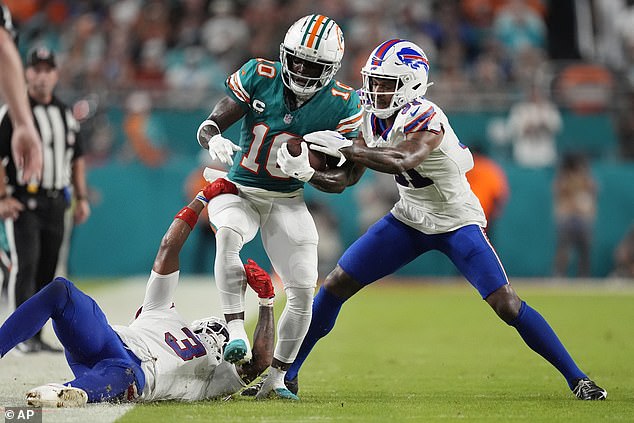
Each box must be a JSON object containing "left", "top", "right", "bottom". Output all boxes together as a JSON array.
[
  {"left": 197, "top": 119, "right": 220, "bottom": 148},
  {"left": 258, "top": 297, "right": 275, "bottom": 307}
]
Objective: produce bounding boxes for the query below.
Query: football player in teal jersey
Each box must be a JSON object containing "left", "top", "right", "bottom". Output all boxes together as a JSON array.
[{"left": 196, "top": 14, "right": 364, "bottom": 400}]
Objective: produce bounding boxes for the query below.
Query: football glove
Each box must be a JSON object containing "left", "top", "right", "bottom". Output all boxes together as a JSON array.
[
  {"left": 206, "top": 134, "right": 242, "bottom": 165},
  {"left": 304, "top": 130, "right": 352, "bottom": 166},
  {"left": 276, "top": 142, "right": 315, "bottom": 182},
  {"left": 244, "top": 259, "right": 274, "bottom": 299},
  {"left": 197, "top": 178, "right": 238, "bottom": 205}
]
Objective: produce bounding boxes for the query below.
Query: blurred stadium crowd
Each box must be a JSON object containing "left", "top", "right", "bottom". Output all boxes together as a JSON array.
[
  {"left": 4, "top": 0, "right": 634, "bottom": 160},
  {"left": 4, "top": 0, "right": 634, "bottom": 161}
]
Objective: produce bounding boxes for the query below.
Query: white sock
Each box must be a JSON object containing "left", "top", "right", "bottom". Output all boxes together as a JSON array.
[
  {"left": 267, "top": 366, "right": 286, "bottom": 387},
  {"left": 227, "top": 319, "right": 249, "bottom": 344}
]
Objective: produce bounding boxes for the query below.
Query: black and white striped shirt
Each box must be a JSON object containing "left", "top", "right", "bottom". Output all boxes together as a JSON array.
[
  {"left": 0, "top": 96, "right": 84, "bottom": 192},
  {"left": 0, "top": 3, "right": 17, "bottom": 41}
]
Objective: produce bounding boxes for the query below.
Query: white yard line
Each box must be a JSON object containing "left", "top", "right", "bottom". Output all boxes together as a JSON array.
[{"left": 0, "top": 276, "right": 259, "bottom": 423}]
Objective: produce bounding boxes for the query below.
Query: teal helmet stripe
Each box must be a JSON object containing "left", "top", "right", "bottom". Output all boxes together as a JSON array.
[
  {"left": 313, "top": 17, "right": 332, "bottom": 50},
  {"left": 300, "top": 14, "right": 319, "bottom": 46}
]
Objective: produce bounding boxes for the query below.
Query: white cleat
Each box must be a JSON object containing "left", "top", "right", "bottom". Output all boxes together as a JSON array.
[
  {"left": 25, "top": 383, "right": 88, "bottom": 408},
  {"left": 255, "top": 374, "right": 299, "bottom": 401}
]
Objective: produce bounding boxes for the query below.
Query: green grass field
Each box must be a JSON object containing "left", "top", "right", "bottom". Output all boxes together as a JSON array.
[{"left": 118, "top": 280, "right": 634, "bottom": 422}]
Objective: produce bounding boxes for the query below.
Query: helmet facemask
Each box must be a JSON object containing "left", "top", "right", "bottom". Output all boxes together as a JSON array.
[
  {"left": 190, "top": 317, "right": 229, "bottom": 356},
  {"left": 361, "top": 73, "right": 409, "bottom": 119},
  {"left": 280, "top": 46, "right": 339, "bottom": 98}
]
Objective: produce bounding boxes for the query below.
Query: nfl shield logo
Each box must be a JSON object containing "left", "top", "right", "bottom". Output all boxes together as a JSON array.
[{"left": 283, "top": 114, "right": 293, "bottom": 124}]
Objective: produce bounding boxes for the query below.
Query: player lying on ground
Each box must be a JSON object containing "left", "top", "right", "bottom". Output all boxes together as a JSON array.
[
  {"left": 259, "top": 39, "right": 607, "bottom": 401},
  {"left": 0, "top": 179, "right": 276, "bottom": 406}
]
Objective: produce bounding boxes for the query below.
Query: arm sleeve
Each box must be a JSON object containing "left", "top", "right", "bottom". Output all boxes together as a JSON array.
[{"left": 141, "top": 270, "right": 180, "bottom": 312}]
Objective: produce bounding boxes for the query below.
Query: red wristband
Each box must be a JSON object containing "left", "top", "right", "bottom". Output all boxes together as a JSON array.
[{"left": 175, "top": 207, "right": 198, "bottom": 230}]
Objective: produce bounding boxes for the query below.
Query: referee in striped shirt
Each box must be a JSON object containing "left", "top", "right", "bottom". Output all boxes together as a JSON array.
[{"left": 0, "top": 46, "right": 91, "bottom": 353}]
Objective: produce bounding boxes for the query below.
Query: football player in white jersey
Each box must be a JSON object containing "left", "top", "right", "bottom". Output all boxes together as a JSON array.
[
  {"left": 273, "top": 39, "right": 606, "bottom": 401},
  {"left": 0, "top": 179, "right": 276, "bottom": 407}
]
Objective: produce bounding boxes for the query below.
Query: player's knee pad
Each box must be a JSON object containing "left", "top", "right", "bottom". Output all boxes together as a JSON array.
[
  {"left": 273, "top": 244, "right": 318, "bottom": 290},
  {"left": 214, "top": 228, "right": 244, "bottom": 277},
  {"left": 289, "top": 260, "right": 318, "bottom": 290},
  {"left": 283, "top": 286, "right": 314, "bottom": 317},
  {"left": 215, "top": 227, "right": 243, "bottom": 256}
]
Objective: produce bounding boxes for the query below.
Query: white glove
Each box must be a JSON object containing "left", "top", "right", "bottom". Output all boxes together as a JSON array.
[
  {"left": 207, "top": 134, "right": 241, "bottom": 165},
  {"left": 304, "top": 130, "right": 352, "bottom": 166},
  {"left": 276, "top": 142, "right": 315, "bottom": 182}
]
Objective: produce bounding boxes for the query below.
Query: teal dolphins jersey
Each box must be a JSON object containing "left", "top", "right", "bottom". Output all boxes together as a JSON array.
[{"left": 224, "top": 58, "right": 362, "bottom": 192}]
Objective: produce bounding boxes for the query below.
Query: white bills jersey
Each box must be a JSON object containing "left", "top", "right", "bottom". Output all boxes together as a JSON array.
[
  {"left": 113, "top": 271, "right": 244, "bottom": 401},
  {"left": 361, "top": 97, "right": 486, "bottom": 233}
]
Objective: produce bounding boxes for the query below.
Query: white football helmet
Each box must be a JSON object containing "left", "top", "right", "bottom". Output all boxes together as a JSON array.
[
  {"left": 280, "top": 14, "right": 344, "bottom": 98},
  {"left": 190, "top": 316, "right": 229, "bottom": 357},
  {"left": 360, "top": 39, "right": 432, "bottom": 119}
]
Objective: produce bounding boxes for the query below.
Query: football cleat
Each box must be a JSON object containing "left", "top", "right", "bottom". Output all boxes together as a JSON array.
[
  {"left": 255, "top": 375, "right": 299, "bottom": 401},
  {"left": 223, "top": 339, "right": 252, "bottom": 364},
  {"left": 572, "top": 378, "right": 607, "bottom": 400},
  {"left": 26, "top": 383, "right": 88, "bottom": 408},
  {"left": 285, "top": 376, "right": 299, "bottom": 395},
  {"left": 241, "top": 374, "right": 299, "bottom": 396},
  {"left": 240, "top": 377, "right": 264, "bottom": 397}
]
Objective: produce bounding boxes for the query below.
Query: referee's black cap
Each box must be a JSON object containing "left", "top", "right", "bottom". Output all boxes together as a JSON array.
[{"left": 26, "top": 46, "right": 56, "bottom": 68}]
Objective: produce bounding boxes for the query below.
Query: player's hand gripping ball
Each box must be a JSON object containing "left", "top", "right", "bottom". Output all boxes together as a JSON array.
[{"left": 285, "top": 137, "right": 328, "bottom": 171}]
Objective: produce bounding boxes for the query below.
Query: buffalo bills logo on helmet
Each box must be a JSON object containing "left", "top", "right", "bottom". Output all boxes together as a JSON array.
[{"left": 397, "top": 47, "right": 428, "bottom": 71}]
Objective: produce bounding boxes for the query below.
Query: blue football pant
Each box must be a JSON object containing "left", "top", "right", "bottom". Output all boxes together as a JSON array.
[
  {"left": 288, "top": 214, "right": 586, "bottom": 388},
  {"left": 0, "top": 277, "right": 145, "bottom": 402}
]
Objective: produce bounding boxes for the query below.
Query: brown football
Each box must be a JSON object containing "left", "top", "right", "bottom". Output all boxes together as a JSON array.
[{"left": 286, "top": 137, "right": 328, "bottom": 171}]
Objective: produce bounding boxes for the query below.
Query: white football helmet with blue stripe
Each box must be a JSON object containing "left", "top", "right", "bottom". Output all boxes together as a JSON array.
[
  {"left": 361, "top": 39, "right": 432, "bottom": 119},
  {"left": 280, "top": 14, "right": 344, "bottom": 97}
]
